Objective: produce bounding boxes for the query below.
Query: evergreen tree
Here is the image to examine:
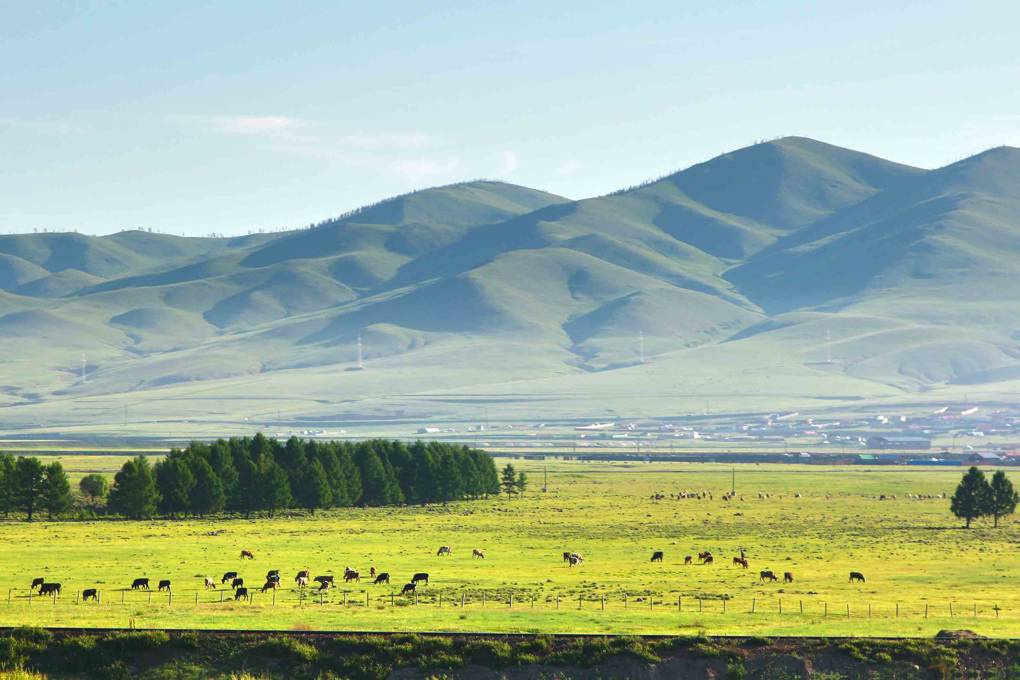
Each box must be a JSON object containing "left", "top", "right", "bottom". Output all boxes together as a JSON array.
[
  {"left": 155, "top": 456, "right": 196, "bottom": 517},
  {"left": 188, "top": 455, "right": 226, "bottom": 516},
  {"left": 315, "top": 447, "right": 344, "bottom": 508},
  {"left": 297, "top": 458, "right": 332, "bottom": 513},
  {"left": 41, "top": 462, "right": 72, "bottom": 519},
  {"left": 208, "top": 440, "right": 239, "bottom": 502},
  {"left": 951, "top": 466, "right": 992, "bottom": 528},
  {"left": 356, "top": 447, "right": 401, "bottom": 506},
  {"left": 500, "top": 463, "right": 517, "bottom": 498},
  {"left": 256, "top": 455, "right": 292, "bottom": 517},
  {"left": 0, "top": 453, "right": 15, "bottom": 517},
  {"left": 108, "top": 456, "right": 160, "bottom": 519},
  {"left": 232, "top": 453, "right": 259, "bottom": 516},
  {"left": 12, "top": 457, "right": 46, "bottom": 520},
  {"left": 988, "top": 471, "right": 1019, "bottom": 528},
  {"left": 336, "top": 446, "right": 362, "bottom": 505},
  {"left": 516, "top": 471, "right": 528, "bottom": 497},
  {"left": 79, "top": 474, "right": 109, "bottom": 507}
]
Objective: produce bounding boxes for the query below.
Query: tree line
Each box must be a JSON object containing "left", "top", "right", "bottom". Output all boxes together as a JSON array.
[
  {"left": 951, "top": 467, "right": 1018, "bottom": 528},
  {"left": 0, "top": 436, "right": 499, "bottom": 520}
]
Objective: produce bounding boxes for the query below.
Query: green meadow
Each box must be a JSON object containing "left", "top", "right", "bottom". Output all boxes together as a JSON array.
[{"left": 0, "top": 458, "right": 1017, "bottom": 637}]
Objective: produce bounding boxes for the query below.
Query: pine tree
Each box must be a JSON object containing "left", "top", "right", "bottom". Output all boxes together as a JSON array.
[
  {"left": 336, "top": 446, "right": 362, "bottom": 506},
  {"left": 12, "top": 457, "right": 46, "bottom": 520},
  {"left": 501, "top": 463, "right": 517, "bottom": 499},
  {"left": 208, "top": 440, "right": 239, "bottom": 502},
  {"left": 41, "top": 462, "right": 73, "bottom": 519},
  {"left": 951, "top": 466, "right": 992, "bottom": 528},
  {"left": 155, "top": 456, "right": 196, "bottom": 518},
  {"left": 188, "top": 455, "right": 226, "bottom": 517},
  {"left": 78, "top": 474, "right": 109, "bottom": 507},
  {"left": 257, "top": 455, "right": 292, "bottom": 517},
  {"left": 298, "top": 458, "right": 332, "bottom": 513},
  {"left": 988, "top": 471, "right": 1018, "bottom": 528},
  {"left": 108, "top": 456, "right": 160, "bottom": 519},
  {"left": 0, "top": 453, "right": 15, "bottom": 517},
  {"left": 356, "top": 447, "right": 401, "bottom": 506},
  {"left": 516, "top": 471, "right": 528, "bottom": 497}
]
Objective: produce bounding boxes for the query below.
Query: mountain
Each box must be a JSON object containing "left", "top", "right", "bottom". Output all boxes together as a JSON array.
[{"left": 0, "top": 139, "right": 1019, "bottom": 434}]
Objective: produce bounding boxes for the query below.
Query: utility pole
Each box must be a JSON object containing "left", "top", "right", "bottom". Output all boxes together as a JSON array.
[
  {"left": 543, "top": 464, "right": 548, "bottom": 493},
  {"left": 731, "top": 467, "right": 735, "bottom": 495}
]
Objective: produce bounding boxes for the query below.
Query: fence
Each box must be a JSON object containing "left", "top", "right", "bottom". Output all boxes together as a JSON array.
[{"left": 2, "top": 587, "right": 1008, "bottom": 623}]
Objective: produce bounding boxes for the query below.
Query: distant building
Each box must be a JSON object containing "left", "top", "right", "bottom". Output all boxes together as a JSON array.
[
  {"left": 967, "top": 452, "right": 1002, "bottom": 464},
  {"left": 866, "top": 436, "right": 931, "bottom": 450},
  {"left": 417, "top": 427, "right": 441, "bottom": 434}
]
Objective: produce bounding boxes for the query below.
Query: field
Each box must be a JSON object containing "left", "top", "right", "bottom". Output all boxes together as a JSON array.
[{"left": 0, "top": 458, "right": 1018, "bottom": 637}]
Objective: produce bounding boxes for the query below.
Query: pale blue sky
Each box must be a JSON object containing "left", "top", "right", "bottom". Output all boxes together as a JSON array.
[{"left": 2, "top": 1, "right": 1018, "bottom": 236}]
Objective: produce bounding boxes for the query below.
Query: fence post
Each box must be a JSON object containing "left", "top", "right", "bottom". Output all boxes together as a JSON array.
[
  {"left": 273, "top": 589, "right": 276, "bottom": 606},
  {"left": 579, "top": 594, "right": 582, "bottom": 610},
  {"left": 556, "top": 595, "right": 559, "bottom": 609},
  {"left": 343, "top": 592, "right": 347, "bottom": 607},
  {"left": 195, "top": 591, "right": 199, "bottom": 606},
  {"left": 7, "top": 589, "right": 10, "bottom": 604},
  {"left": 414, "top": 591, "right": 418, "bottom": 606},
  {"left": 75, "top": 591, "right": 79, "bottom": 604},
  {"left": 147, "top": 591, "right": 151, "bottom": 605},
  {"left": 868, "top": 603, "right": 871, "bottom": 619},
  {"left": 751, "top": 598, "right": 756, "bottom": 614},
  {"left": 509, "top": 593, "right": 513, "bottom": 608},
  {"left": 461, "top": 592, "right": 465, "bottom": 608},
  {"left": 698, "top": 598, "right": 702, "bottom": 613},
  {"left": 220, "top": 591, "right": 224, "bottom": 603},
  {"left": 973, "top": 602, "right": 977, "bottom": 617},
  {"left": 366, "top": 591, "right": 369, "bottom": 608},
  {"left": 122, "top": 591, "right": 125, "bottom": 604},
  {"left": 722, "top": 598, "right": 726, "bottom": 613},
  {"left": 320, "top": 592, "right": 324, "bottom": 605},
  {"left": 846, "top": 603, "right": 850, "bottom": 618},
  {"left": 895, "top": 603, "right": 899, "bottom": 618},
  {"left": 925, "top": 603, "right": 929, "bottom": 619},
  {"left": 439, "top": 592, "right": 442, "bottom": 608},
  {"left": 168, "top": 591, "right": 172, "bottom": 608},
  {"left": 624, "top": 593, "right": 627, "bottom": 609},
  {"left": 532, "top": 595, "right": 535, "bottom": 609},
  {"left": 650, "top": 595, "right": 653, "bottom": 611},
  {"left": 601, "top": 594, "right": 605, "bottom": 610},
  {"left": 824, "top": 602, "right": 827, "bottom": 617},
  {"left": 390, "top": 592, "right": 394, "bottom": 607},
  {"left": 779, "top": 598, "right": 782, "bottom": 614},
  {"left": 799, "top": 600, "right": 803, "bottom": 614},
  {"left": 949, "top": 602, "right": 954, "bottom": 617},
  {"left": 482, "top": 592, "right": 486, "bottom": 608}
]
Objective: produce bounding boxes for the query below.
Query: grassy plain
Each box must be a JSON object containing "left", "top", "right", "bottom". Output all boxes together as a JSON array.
[{"left": 0, "top": 458, "right": 1017, "bottom": 637}]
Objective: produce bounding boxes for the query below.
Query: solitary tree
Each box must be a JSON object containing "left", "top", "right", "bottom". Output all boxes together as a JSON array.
[
  {"left": 500, "top": 463, "right": 517, "bottom": 498},
  {"left": 951, "top": 466, "right": 992, "bottom": 528},
  {"left": 12, "top": 457, "right": 46, "bottom": 520},
  {"left": 108, "top": 456, "right": 160, "bottom": 519},
  {"left": 79, "top": 474, "right": 109, "bottom": 507},
  {"left": 41, "top": 462, "right": 73, "bottom": 520},
  {"left": 988, "top": 471, "right": 1019, "bottom": 528}
]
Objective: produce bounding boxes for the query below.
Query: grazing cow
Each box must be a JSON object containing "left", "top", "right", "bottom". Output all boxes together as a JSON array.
[
  {"left": 684, "top": 555, "right": 693, "bottom": 565},
  {"left": 31, "top": 577, "right": 44, "bottom": 591},
  {"left": 401, "top": 582, "right": 417, "bottom": 595},
  {"left": 411, "top": 572, "right": 429, "bottom": 585},
  {"left": 261, "top": 580, "right": 279, "bottom": 592},
  {"left": 344, "top": 570, "right": 360, "bottom": 583},
  {"left": 760, "top": 570, "right": 778, "bottom": 582},
  {"left": 266, "top": 569, "right": 280, "bottom": 580},
  {"left": 651, "top": 551, "right": 664, "bottom": 563},
  {"left": 314, "top": 575, "right": 334, "bottom": 586},
  {"left": 234, "top": 587, "right": 249, "bottom": 601},
  {"left": 734, "top": 557, "right": 749, "bottom": 569},
  {"left": 562, "top": 551, "right": 572, "bottom": 562},
  {"left": 472, "top": 549, "right": 485, "bottom": 559},
  {"left": 568, "top": 555, "right": 582, "bottom": 567},
  {"left": 437, "top": 546, "right": 452, "bottom": 556},
  {"left": 701, "top": 554, "right": 714, "bottom": 565},
  {"left": 295, "top": 570, "right": 310, "bottom": 582},
  {"left": 849, "top": 571, "right": 866, "bottom": 583},
  {"left": 204, "top": 577, "right": 216, "bottom": 590},
  {"left": 317, "top": 580, "right": 330, "bottom": 591},
  {"left": 131, "top": 578, "right": 150, "bottom": 590},
  {"left": 240, "top": 550, "right": 254, "bottom": 560},
  {"left": 296, "top": 576, "right": 309, "bottom": 587},
  {"left": 373, "top": 573, "right": 390, "bottom": 585},
  {"left": 698, "top": 551, "right": 712, "bottom": 561},
  {"left": 158, "top": 580, "right": 171, "bottom": 592},
  {"left": 231, "top": 578, "right": 244, "bottom": 590},
  {"left": 221, "top": 571, "right": 238, "bottom": 584},
  {"left": 39, "top": 583, "right": 61, "bottom": 596},
  {"left": 784, "top": 572, "right": 794, "bottom": 583},
  {"left": 82, "top": 589, "right": 98, "bottom": 602}
]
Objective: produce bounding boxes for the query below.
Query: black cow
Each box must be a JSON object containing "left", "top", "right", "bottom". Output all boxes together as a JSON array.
[
  {"left": 784, "top": 572, "right": 794, "bottom": 583},
  {"left": 314, "top": 575, "right": 334, "bottom": 585},
  {"left": 39, "top": 583, "right": 61, "bottom": 596},
  {"left": 266, "top": 569, "right": 279, "bottom": 580},
  {"left": 221, "top": 571, "right": 237, "bottom": 584},
  {"left": 31, "top": 577, "right": 44, "bottom": 591},
  {"left": 849, "top": 571, "right": 866, "bottom": 583},
  {"left": 231, "top": 577, "right": 244, "bottom": 589},
  {"left": 344, "top": 570, "right": 360, "bottom": 583},
  {"left": 82, "top": 588, "right": 98, "bottom": 601},
  {"left": 295, "top": 570, "right": 310, "bottom": 582},
  {"left": 411, "top": 572, "right": 429, "bottom": 585},
  {"left": 651, "top": 551, "right": 664, "bottom": 563},
  {"left": 760, "top": 570, "right": 778, "bottom": 582},
  {"left": 158, "top": 580, "right": 171, "bottom": 592},
  {"left": 234, "top": 587, "right": 249, "bottom": 601},
  {"left": 131, "top": 578, "right": 150, "bottom": 590},
  {"left": 373, "top": 572, "right": 390, "bottom": 585},
  {"left": 401, "top": 582, "right": 416, "bottom": 595}
]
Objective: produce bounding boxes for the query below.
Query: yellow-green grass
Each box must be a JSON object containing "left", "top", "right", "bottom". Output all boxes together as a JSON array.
[{"left": 0, "top": 460, "right": 1017, "bottom": 637}]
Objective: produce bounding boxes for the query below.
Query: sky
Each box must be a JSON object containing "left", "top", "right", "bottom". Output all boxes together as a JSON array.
[{"left": 1, "top": 1, "right": 1019, "bottom": 236}]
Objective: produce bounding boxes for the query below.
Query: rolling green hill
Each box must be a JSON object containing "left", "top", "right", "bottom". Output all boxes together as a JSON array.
[{"left": 1, "top": 139, "right": 1018, "bottom": 434}]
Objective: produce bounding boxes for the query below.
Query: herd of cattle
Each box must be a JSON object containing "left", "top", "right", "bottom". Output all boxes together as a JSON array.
[{"left": 24, "top": 546, "right": 866, "bottom": 602}]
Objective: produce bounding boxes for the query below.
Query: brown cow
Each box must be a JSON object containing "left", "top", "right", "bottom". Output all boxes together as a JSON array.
[
  {"left": 261, "top": 580, "right": 279, "bottom": 592},
  {"left": 472, "top": 549, "right": 485, "bottom": 559},
  {"left": 344, "top": 570, "right": 360, "bottom": 583},
  {"left": 760, "top": 570, "right": 778, "bottom": 582},
  {"left": 240, "top": 550, "right": 254, "bottom": 560},
  {"left": 684, "top": 555, "right": 693, "bottom": 565},
  {"left": 733, "top": 557, "right": 749, "bottom": 569},
  {"left": 784, "top": 572, "right": 794, "bottom": 583}
]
